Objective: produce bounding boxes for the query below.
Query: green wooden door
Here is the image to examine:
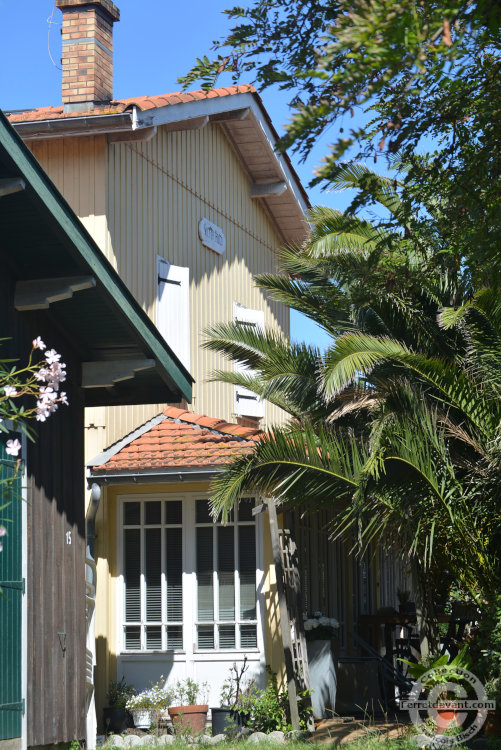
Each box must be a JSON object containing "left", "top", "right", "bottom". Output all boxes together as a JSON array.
[{"left": 0, "top": 437, "right": 24, "bottom": 740}]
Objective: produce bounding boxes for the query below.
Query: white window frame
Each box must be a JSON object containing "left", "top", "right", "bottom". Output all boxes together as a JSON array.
[{"left": 116, "top": 493, "right": 265, "bottom": 658}]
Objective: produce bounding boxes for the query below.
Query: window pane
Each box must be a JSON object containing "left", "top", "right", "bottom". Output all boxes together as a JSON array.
[
  {"left": 166, "top": 528, "right": 183, "bottom": 622},
  {"left": 219, "top": 625, "right": 236, "bottom": 649},
  {"left": 239, "top": 526, "right": 256, "bottom": 619},
  {"left": 197, "top": 626, "right": 214, "bottom": 650},
  {"left": 145, "top": 529, "right": 161, "bottom": 621},
  {"left": 165, "top": 500, "right": 182, "bottom": 525},
  {"left": 145, "top": 501, "right": 161, "bottom": 525},
  {"left": 218, "top": 526, "right": 234, "bottom": 621},
  {"left": 124, "top": 502, "right": 140, "bottom": 525},
  {"left": 167, "top": 625, "right": 183, "bottom": 651},
  {"left": 125, "top": 626, "right": 141, "bottom": 650},
  {"left": 238, "top": 498, "right": 255, "bottom": 522},
  {"left": 146, "top": 626, "right": 162, "bottom": 650},
  {"left": 196, "top": 499, "right": 211, "bottom": 524},
  {"left": 124, "top": 529, "right": 141, "bottom": 622},
  {"left": 197, "top": 527, "right": 213, "bottom": 621},
  {"left": 240, "top": 625, "right": 257, "bottom": 648}
]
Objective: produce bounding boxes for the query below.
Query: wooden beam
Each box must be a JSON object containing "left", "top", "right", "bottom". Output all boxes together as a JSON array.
[
  {"left": 209, "top": 107, "right": 251, "bottom": 123},
  {"left": 250, "top": 181, "right": 288, "bottom": 198},
  {"left": 82, "top": 359, "right": 156, "bottom": 389},
  {"left": 267, "top": 499, "right": 301, "bottom": 731},
  {"left": 0, "top": 177, "right": 25, "bottom": 198},
  {"left": 108, "top": 126, "right": 157, "bottom": 144},
  {"left": 14, "top": 275, "right": 96, "bottom": 311}
]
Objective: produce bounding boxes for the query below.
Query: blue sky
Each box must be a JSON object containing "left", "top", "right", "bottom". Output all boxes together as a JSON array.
[{"left": 0, "top": 0, "right": 351, "bottom": 351}]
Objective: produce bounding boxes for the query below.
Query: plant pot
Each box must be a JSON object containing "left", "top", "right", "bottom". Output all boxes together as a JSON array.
[
  {"left": 483, "top": 710, "right": 501, "bottom": 737},
  {"left": 102, "top": 706, "right": 128, "bottom": 734},
  {"left": 306, "top": 639, "right": 337, "bottom": 720},
  {"left": 211, "top": 707, "right": 244, "bottom": 736},
  {"left": 131, "top": 708, "right": 155, "bottom": 729},
  {"left": 435, "top": 705, "right": 462, "bottom": 733},
  {"left": 168, "top": 704, "right": 208, "bottom": 734}
]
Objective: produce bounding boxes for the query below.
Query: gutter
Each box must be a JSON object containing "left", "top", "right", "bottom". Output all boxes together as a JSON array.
[
  {"left": 12, "top": 111, "right": 134, "bottom": 140},
  {"left": 87, "top": 467, "right": 220, "bottom": 487}
]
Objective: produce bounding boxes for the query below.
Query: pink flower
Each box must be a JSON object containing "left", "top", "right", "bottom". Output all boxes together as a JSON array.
[
  {"left": 32, "top": 337, "right": 46, "bottom": 350},
  {"left": 59, "top": 392, "right": 68, "bottom": 405},
  {"left": 0, "top": 526, "right": 6, "bottom": 537},
  {"left": 45, "top": 349, "right": 61, "bottom": 365},
  {"left": 5, "top": 438, "right": 21, "bottom": 456},
  {"left": 3, "top": 386, "right": 18, "bottom": 398}
]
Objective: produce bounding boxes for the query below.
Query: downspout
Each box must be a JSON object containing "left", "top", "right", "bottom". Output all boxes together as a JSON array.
[{"left": 86, "top": 481, "right": 101, "bottom": 561}]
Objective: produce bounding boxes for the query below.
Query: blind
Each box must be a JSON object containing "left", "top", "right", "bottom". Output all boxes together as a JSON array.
[
  {"left": 218, "top": 526, "right": 235, "bottom": 621},
  {"left": 239, "top": 526, "right": 256, "bottom": 620},
  {"left": 166, "top": 528, "right": 183, "bottom": 621},
  {"left": 124, "top": 529, "right": 141, "bottom": 622},
  {"left": 197, "top": 527, "right": 214, "bottom": 621},
  {"left": 145, "top": 529, "right": 161, "bottom": 621}
]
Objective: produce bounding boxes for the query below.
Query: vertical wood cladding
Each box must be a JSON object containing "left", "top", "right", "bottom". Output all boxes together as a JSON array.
[{"left": 0, "top": 270, "right": 86, "bottom": 745}]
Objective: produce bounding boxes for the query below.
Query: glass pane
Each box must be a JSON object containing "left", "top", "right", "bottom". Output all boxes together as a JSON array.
[
  {"left": 218, "top": 526, "right": 234, "bottom": 621},
  {"left": 165, "top": 500, "right": 182, "bottom": 525},
  {"left": 239, "top": 526, "right": 256, "bottom": 619},
  {"left": 124, "top": 502, "right": 140, "bottom": 525},
  {"left": 146, "top": 626, "right": 162, "bottom": 650},
  {"left": 238, "top": 498, "right": 254, "bottom": 522},
  {"left": 197, "top": 626, "right": 214, "bottom": 650},
  {"left": 196, "top": 499, "right": 211, "bottom": 524},
  {"left": 125, "top": 626, "right": 141, "bottom": 650},
  {"left": 219, "top": 625, "right": 236, "bottom": 649},
  {"left": 145, "top": 501, "right": 161, "bottom": 525},
  {"left": 167, "top": 625, "right": 183, "bottom": 651},
  {"left": 124, "top": 528, "right": 141, "bottom": 621},
  {"left": 145, "top": 529, "right": 161, "bottom": 620},
  {"left": 197, "top": 527, "right": 213, "bottom": 620},
  {"left": 240, "top": 625, "right": 257, "bottom": 648},
  {"left": 166, "top": 528, "right": 183, "bottom": 621}
]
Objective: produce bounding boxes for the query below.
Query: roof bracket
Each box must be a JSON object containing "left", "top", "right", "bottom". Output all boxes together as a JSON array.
[
  {"left": 82, "top": 359, "right": 155, "bottom": 388},
  {"left": 250, "top": 181, "right": 288, "bottom": 198},
  {"left": 14, "top": 275, "right": 96, "bottom": 311},
  {"left": 0, "top": 177, "right": 25, "bottom": 198}
]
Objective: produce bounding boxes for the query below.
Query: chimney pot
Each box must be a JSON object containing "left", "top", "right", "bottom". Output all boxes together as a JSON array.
[{"left": 56, "top": 0, "right": 120, "bottom": 112}]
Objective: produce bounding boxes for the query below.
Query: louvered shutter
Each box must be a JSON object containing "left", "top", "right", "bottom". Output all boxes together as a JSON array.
[
  {"left": 157, "top": 256, "right": 190, "bottom": 372},
  {"left": 233, "top": 302, "right": 265, "bottom": 418},
  {"left": 0, "top": 436, "right": 24, "bottom": 739}
]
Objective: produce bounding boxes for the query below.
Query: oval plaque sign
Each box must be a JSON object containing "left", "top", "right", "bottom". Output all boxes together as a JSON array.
[{"left": 199, "top": 217, "right": 225, "bottom": 255}]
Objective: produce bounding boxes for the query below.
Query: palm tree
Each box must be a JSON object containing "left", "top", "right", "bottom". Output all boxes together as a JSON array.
[{"left": 204, "top": 164, "right": 501, "bottom": 613}]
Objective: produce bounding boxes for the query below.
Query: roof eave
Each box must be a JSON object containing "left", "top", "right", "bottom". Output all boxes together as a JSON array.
[{"left": 12, "top": 112, "right": 134, "bottom": 140}]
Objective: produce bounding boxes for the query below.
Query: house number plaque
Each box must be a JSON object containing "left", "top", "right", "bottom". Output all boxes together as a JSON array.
[{"left": 199, "top": 218, "right": 225, "bottom": 255}]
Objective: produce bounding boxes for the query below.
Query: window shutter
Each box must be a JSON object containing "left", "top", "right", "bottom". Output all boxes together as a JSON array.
[
  {"left": 239, "top": 526, "right": 256, "bottom": 620},
  {"left": 157, "top": 256, "right": 190, "bottom": 372},
  {"left": 217, "top": 527, "right": 235, "bottom": 621},
  {"left": 124, "top": 529, "right": 141, "bottom": 623},
  {"left": 233, "top": 302, "right": 265, "bottom": 418},
  {"left": 196, "top": 528, "right": 214, "bottom": 621}
]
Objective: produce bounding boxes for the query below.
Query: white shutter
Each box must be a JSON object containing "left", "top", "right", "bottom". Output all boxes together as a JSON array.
[
  {"left": 233, "top": 302, "right": 265, "bottom": 418},
  {"left": 156, "top": 256, "right": 190, "bottom": 372}
]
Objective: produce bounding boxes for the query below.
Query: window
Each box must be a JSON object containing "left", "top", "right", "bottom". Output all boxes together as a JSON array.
[
  {"left": 233, "top": 302, "right": 265, "bottom": 418},
  {"left": 121, "top": 496, "right": 258, "bottom": 653},
  {"left": 123, "top": 499, "right": 183, "bottom": 651},
  {"left": 195, "top": 498, "right": 257, "bottom": 650},
  {"left": 156, "top": 256, "right": 190, "bottom": 371}
]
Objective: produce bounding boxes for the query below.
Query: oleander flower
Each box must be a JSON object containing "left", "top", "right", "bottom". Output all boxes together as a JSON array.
[{"left": 5, "top": 438, "right": 21, "bottom": 456}]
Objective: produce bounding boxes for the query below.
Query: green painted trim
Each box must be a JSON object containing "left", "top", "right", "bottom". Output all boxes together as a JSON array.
[{"left": 0, "top": 111, "right": 192, "bottom": 401}]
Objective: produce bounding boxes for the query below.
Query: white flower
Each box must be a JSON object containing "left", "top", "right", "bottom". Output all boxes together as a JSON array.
[
  {"left": 0, "top": 526, "right": 6, "bottom": 536},
  {"left": 329, "top": 618, "right": 339, "bottom": 628},
  {"left": 35, "top": 368, "right": 49, "bottom": 382},
  {"left": 32, "top": 337, "right": 46, "bottom": 350},
  {"left": 45, "top": 349, "right": 61, "bottom": 365},
  {"left": 313, "top": 611, "right": 322, "bottom": 618},
  {"left": 6, "top": 438, "right": 21, "bottom": 456},
  {"left": 59, "top": 392, "right": 68, "bottom": 405},
  {"left": 4, "top": 386, "right": 18, "bottom": 398}
]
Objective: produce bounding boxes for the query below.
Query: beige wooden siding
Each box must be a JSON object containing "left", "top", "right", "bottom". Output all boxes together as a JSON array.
[
  {"left": 103, "top": 122, "right": 290, "bottom": 445},
  {"left": 29, "top": 136, "right": 110, "bottom": 255}
]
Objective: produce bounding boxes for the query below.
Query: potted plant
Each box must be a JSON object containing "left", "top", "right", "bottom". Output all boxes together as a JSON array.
[
  {"left": 212, "top": 658, "right": 250, "bottom": 735},
  {"left": 168, "top": 678, "right": 209, "bottom": 734},
  {"left": 126, "top": 679, "right": 173, "bottom": 730},
  {"left": 397, "top": 588, "right": 416, "bottom": 614},
  {"left": 102, "top": 678, "right": 136, "bottom": 734}
]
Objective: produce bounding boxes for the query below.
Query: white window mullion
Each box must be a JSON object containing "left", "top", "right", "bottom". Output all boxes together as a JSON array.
[
  {"left": 235, "top": 515, "right": 241, "bottom": 649},
  {"left": 140, "top": 523, "right": 146, "bottom": 651},
  {"left": 161, "top": 505, "right": 167, "bottom": 651},
  {"left": 213, "top": 524, "right": 219, "bottom": 649}
]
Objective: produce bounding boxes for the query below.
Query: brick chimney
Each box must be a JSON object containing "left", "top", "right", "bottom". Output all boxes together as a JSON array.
[{"left": 55, "top": 0, "right": 120, "bottom": 112}]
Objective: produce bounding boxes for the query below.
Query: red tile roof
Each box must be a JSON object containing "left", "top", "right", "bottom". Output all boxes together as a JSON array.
[
  {"left": 91, "top": 406, "right": 261, "bottom": 474},
  {"left": 7, "top": 85, "right": 256, "bottom": 124}
]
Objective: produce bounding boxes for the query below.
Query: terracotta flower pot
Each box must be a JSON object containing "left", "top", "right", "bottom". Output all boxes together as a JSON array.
[
  {"left": 435, "top": 705, "right": 462, "bottom": 733},
  {"left": 168, "top": 704, "right": 208, "bottom": 734}
]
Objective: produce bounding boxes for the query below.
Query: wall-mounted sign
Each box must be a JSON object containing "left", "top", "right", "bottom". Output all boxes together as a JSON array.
[{"left": 199, "top": 218, "right": 225, "bottom": 255}]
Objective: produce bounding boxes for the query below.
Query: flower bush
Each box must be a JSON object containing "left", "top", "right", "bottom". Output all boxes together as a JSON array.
[
  {"left": 303, "top": 611, "right": 339, "bottom": 641},
  {"left": 125, "top": 679, "right": 172, "bottom": 711}
]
